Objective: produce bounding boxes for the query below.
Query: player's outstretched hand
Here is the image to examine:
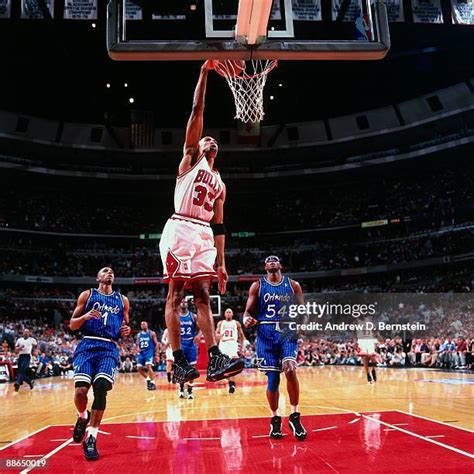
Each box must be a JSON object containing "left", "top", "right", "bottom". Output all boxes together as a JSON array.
[
  {"left": 243, "top": 316, "right": 257, "bottom": 328},
  {"left": 120, "top": 325, "right": 131, "bottom": 337},
  {"left": 217, "top": 266, "right": 228, "bottom": 295},
  {"left": 84, "top": 309, "right": 101, "bottom": 321}
]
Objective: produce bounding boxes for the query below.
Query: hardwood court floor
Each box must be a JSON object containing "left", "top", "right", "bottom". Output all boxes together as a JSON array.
[{"left": 1, "top": 367, "right": 473, "bottom": 473}]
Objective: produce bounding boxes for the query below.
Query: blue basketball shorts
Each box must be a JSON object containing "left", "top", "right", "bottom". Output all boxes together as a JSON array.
[
  {"left": 73, "top": 338, "right": 119, "bottom": 386},
  {"left": 182, "top": 340, "right": 198, "bottom": 365},
  {"left": 255, "top": 325, "right": 298, "bottom": 372},
  {"left": 137, "top": 350, "right": 154, "bottom": 367}
]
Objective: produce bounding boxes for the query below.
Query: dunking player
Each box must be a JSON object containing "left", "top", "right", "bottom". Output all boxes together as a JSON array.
[
  {"left": 136, "top": 321, "right": 159, "bottom": 391},
  {"left": 161, "top": 328, "right": 174, "bottom": 383},
  {"left": 216, "top": 308, "right": 245, "bottom": 394},
  {"left": 159, "top": 60, "right": 243, "bottom": 384},
  {"left": 177, "top": 300, "right": 200, "bottom": 399},
  {"left": 70, "top": 267, "right": 131, "bottom": 460},
  {"left": 243, "top": 256, "right": 307, "bottom": 441}
]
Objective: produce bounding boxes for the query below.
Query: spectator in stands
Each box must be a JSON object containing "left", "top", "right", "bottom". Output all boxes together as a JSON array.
[
  {"left": 438, "top": 337, "right": 456, "bottom": 369},
  {"left": 454, "top": 336, "right": 468, "bottom": 369},
  {"left": 121, "top": 356, "right": 134, "bottom": 373}
]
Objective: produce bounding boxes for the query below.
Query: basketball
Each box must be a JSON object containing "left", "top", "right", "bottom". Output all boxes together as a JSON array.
[{"left": 212, "top": 59, "right": 246, "bottom": 78}]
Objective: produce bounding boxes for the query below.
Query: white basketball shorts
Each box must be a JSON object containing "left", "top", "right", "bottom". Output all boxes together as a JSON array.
[
  {"left": 219, "top": 341, "right": 239, "bottom": 358},
  {"left": 159, "top": 214, "right": 217, "bottom": 282}
]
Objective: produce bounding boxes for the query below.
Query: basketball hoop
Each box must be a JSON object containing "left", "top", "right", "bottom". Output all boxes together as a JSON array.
[{"left": 213, "top": 59, "right": 278, "bottom": 123}]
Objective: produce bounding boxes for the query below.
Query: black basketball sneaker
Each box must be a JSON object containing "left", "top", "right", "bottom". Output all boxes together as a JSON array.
[
  {"left": 367, "top": 373, "right": 373, "bottom": 384},
  {"left": 269, "top": 416, "right": 283, "bottom": 439},
  {"left": 206, "top": 353, "right": 244, "bottom": 382},
  {"left": 371, "top": 368, "right": 377, "bottom": 382},
  {"left": 83, "top": 435, "right": 99, "bottom": 461},
  {"left": 289, "top": 412, "right": 307, "bottom": 441},
  {"left": 229, "top": 381, "right": 236, "bottom": 394},
  {"left": 73, "top": 411, "right": 90, "bottom": 443},
  {"left": 172, "top": 359, "right": 200, "bottom": 384}
]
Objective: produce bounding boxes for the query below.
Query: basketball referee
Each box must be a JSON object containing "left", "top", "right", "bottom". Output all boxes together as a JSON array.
[{"left": 14, "top": 328, "right": 37, "bottom": 392}]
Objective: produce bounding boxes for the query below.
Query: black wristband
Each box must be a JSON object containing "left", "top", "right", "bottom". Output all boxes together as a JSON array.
[{"left": 211, "top": 223, "right": 226, "bottom": 236}]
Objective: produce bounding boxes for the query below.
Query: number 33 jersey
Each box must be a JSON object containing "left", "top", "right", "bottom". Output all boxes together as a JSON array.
[
  {"left": 81, "top": 289, "right": 125, "bottom": 341},
  {"left": 159, "top": 155, "right": 225, "bottom": 282},
  {"left": 174, "top": 155, "right": 224, "bottom": 224}
]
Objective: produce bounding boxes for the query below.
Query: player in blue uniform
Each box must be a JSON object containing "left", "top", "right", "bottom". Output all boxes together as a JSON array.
[
  {"left": 137, "top": 321, "right": 159, "bottom": 391},
  {"left": 178, "top": 300, "right": 200, "bottom": 399},
  {"left": 243, "top": 256, "right": 307, "bottom": 441},
  {"left": 70, "top": 267, "right": 131, "bottom": 461}
]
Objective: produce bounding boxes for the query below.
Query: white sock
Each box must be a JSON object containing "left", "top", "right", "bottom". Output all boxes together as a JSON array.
[
  {"left": 78, "top": 410, "right": 88, "bottom": 419},
  {"left": 87, "top": 427, "right": 98, "bottom": 439},
  {"left": 290, "top": 405, "right": 298, "bottom": 414},
  {"left": 146, "top": 377, "right": 151, "bottom": 381},
  {"left": 271, "top": 410, "right": 278, "bottom": 417}
]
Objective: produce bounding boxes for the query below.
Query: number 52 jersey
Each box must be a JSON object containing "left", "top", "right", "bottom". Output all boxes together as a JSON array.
[{"left": 159, "top": 155, "right": 225, "bottom": 283}]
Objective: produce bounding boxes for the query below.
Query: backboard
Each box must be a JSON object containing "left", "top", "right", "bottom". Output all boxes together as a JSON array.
[{"left": 107, "top": 0, "right": 390, "bottom": 61}]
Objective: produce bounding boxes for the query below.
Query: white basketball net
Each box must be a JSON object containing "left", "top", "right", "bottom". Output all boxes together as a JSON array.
[{"left": 214, "top": 59, "right": 278, "bottom": 123}]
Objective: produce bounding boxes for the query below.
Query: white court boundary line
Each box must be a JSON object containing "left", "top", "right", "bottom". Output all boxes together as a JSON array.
[
  {"left": 0, "top": 425, "right": 51, "bottom": 451},
  {"left": 396, "top": 410, "right": 474, "bottom": 434},
  {"left": 19, "top": 438, "right": 73, "bottom": 474},
  {"left": 362, "top": 415, "right": 474, "bottom": 460},
  {"left": 312, "top": 426, "right": 338, "bottom": 432},
  {"left": 5, "top": 409, "right": 473, "bottom": 472},
  {"left": 39, "top": 409, "right": 396, "bottom": 427}
]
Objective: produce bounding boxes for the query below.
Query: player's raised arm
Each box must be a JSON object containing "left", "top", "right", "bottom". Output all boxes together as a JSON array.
[
  {"left": 179, "top": 61, "right": 213, "bottom": 176},
  {"left": 70, "top": 290, "right": 100, "bottom": 331},
  {"left": 243, "top": 281, "right": 260, "bottom": 327},
  {"left": 211, "top": 184, "right": 228, "bottom": 295}
]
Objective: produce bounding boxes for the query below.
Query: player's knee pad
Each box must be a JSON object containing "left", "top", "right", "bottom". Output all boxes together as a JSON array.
[
  {"left": 74, "top": 381, "right": 90, "bottom": 390},
  {"left": 267, "top": 371, "right": 281, "bottom": 392},
  {"left": 92, "top": 378, "right": 112, "bottom": 410}
]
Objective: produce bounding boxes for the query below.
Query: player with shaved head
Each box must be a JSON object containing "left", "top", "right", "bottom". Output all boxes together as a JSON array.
[{"left": 70, "top": 267, "right": 131, "bottom": 460}]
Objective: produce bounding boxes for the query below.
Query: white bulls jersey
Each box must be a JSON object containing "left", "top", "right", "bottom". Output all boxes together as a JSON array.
[
  {"left": 174, "top": 155, "right": 224, "bottom": 223},
  {"left": 220, "top": 320, "right": 238, "bottom": 343}
]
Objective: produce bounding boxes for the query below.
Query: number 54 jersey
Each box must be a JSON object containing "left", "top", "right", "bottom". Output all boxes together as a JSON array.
[{"left": 159, "top": 155, "right": 225, "bottom": 283}]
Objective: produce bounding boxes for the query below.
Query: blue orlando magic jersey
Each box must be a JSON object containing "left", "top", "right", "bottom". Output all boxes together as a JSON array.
[
  {"left": 180, "top": 312, "right": 196, "bottom": 341},
  {"left": 82, "top": 288, "right": 125, "bottom": 341},
  {"left": 138, "top": 331, "right": 155, "bottom": 354},
  {"left": 257, "top": 276, "right": 295, "bottom": 322}
]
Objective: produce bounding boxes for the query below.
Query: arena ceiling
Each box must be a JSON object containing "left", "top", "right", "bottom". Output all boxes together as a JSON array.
[{"left": 0, "top": 5, "right": 473, "bottom": 127}]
